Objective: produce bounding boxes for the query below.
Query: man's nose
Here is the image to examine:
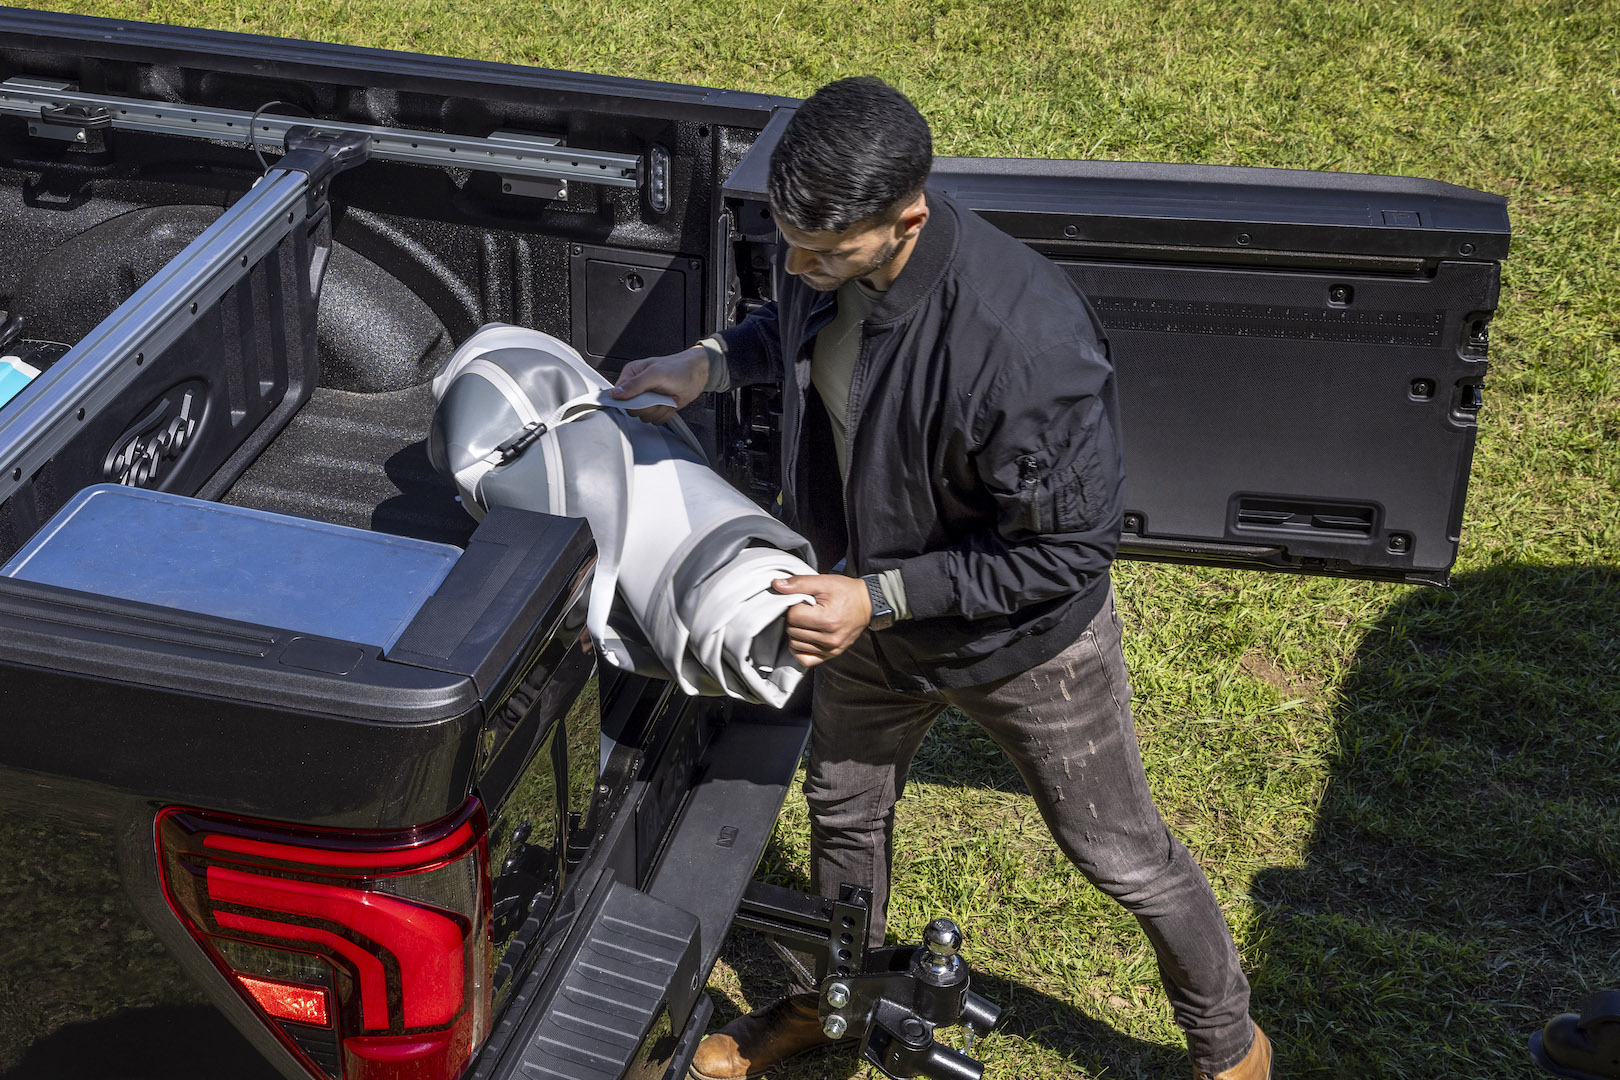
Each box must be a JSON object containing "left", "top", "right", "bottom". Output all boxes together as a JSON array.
[{"left": 784, "top": 245, "right": 818, "bottom": 277}]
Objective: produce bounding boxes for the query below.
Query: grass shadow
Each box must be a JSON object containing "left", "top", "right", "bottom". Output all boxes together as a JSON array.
[
  {"left": 1247, "top": 562, "right": 1620, "bottom": 1077},
  {"left": 1, "top": 1004, "right": 282, "bottom": 1080}
]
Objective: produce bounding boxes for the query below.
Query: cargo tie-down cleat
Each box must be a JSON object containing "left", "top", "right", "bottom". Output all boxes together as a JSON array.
[{"left": 1531, "top": 991, "right": 1620, "bottom": 1080}]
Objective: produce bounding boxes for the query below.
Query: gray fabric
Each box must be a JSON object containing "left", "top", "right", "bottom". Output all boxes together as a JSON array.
[
  {"left": 799, "top": 586, "right": 1254, "bottom": 1073},
  {"left": 429, "top": 324, "right": 818, "bottom": 707},
  {"left": 875, "top": 567, "right": 910, "bottom": 621},
  {"left": 700, "top": 336, "right": 730, "bottom": 394},
  {"left": 809, "top": 279, "right": 881, "bottom": 478}
]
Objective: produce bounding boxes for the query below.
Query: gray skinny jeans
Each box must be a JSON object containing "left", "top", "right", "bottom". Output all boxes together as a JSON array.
[{"left": 800, "top": 585, "right": 1255, "bottom": 1073}]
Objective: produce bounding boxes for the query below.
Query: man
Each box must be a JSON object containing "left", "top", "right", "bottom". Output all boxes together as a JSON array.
[{"left": 611, "top": 77, "right": 1272, "bottom": 1080}]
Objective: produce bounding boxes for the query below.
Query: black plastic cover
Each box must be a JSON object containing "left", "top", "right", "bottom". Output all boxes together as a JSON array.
[{"left": 388, "top": 506, "right": 594, "bottom": 699}]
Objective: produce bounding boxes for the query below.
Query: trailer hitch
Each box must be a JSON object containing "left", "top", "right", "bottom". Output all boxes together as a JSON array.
[{"left": 736, "top": 882, "right": 1002, "bottom": 1080}]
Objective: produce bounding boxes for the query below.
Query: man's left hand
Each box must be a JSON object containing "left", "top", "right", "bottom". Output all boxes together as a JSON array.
[{"left": 772, "top": 574, "right": 872, "bottom": 668}]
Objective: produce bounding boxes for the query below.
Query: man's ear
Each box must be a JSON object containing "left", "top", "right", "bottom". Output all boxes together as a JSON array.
[{"left": 894, "top": 192, "right": 930, "bottom": 241}]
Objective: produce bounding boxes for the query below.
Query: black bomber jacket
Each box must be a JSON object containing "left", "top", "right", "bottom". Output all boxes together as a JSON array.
[{"left": 716, "top": 191, "right": 1124, "bottom": 691}]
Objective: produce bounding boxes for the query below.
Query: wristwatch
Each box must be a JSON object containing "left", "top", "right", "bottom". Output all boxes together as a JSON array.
[{"left": 862, "top": 574, "right": 896, "bottom": 631}]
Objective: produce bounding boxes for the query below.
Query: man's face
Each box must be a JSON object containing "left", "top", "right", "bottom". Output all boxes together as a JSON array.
[{"left": 775, "top": 216, "right": 903, "bottom": 292}]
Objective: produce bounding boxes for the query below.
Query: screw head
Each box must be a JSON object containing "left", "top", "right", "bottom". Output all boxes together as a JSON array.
[
  {"left": 1063, "top": 224, "right": 1079, "bottom": 237},
  {"left": 1236, "top": 232, "right": 1252, "bottom": 246},
  {"left": 822, "top": 1014, "right": 848, "bottom": 1039},
  {"left": 824, "top": 982, "right": 850, "bottom": 1009},
  {"left": 1390, "top": 535, "right": 1408, "bottom": 551},
  {"left": 1459, "top": 242, "right": 1476, "bottom": 255}
]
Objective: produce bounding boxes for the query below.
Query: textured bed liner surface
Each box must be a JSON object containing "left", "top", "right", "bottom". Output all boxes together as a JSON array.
[{"left": 224, "top": 384, "right": 477, "bottom": 547}]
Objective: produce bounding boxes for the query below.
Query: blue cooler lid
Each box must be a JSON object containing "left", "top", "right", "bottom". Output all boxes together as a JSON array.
[{"left": 1, "top": 485, "right": 461, "bottom": 649}]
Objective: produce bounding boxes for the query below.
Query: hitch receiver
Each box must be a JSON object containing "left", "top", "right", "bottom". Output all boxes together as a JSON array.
[{"left": 736, "top": 884, "right": 1002, "bottom": 1080}]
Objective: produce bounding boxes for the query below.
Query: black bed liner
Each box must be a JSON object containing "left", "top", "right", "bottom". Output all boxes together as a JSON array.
[{"left": 223, "top": 383, "right": 475, "bottom": 546}]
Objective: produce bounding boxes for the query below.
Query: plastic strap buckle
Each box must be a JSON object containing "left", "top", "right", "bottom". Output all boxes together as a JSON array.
[{"left": 495, "top": 421, "right": 548, "bottom": 463}]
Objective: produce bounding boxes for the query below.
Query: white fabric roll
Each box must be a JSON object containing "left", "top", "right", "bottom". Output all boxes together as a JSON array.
[{"left": 429, "top": 324, "right": 815, "bottom": 708}]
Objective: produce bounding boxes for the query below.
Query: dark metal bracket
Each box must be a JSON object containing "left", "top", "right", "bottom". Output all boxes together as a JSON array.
[{"left": 735, "top": 883, "right": 1002, "bottom": 1080}]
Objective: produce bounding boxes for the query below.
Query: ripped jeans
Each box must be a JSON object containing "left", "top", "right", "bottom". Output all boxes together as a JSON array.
[{"left": 801, "top": 584, "right": 1256, "bottom": 1074}]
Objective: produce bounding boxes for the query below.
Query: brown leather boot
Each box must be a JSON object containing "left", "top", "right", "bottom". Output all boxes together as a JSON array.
[
  {"left": 689, "top": 994, "right": 839, "bottom": 1080},
  {"left": 1193, "top": 1024, "right": 1273, "bottom": 1080}
]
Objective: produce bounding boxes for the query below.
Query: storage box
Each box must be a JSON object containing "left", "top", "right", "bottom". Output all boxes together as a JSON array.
[{"left": 1, "top": 484, "right": 461, "bottom": 649}]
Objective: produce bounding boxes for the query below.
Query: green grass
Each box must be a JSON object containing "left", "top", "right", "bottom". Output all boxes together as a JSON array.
[{"left": 20, "top": 0, "right": 1620, "bottom": 1076}]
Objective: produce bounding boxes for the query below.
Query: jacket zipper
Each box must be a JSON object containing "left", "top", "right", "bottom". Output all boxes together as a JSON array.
[
  {"left": 840, "top": 325, "right": 872, "bottom": 574},
  {"left": 783, "top": 293, "right": 838, "bottom": 530}
]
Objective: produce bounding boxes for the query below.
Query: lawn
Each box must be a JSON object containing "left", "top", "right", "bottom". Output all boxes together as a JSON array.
[{"left": 23, "top": 0, "right": 1620, "bottom": 1077}]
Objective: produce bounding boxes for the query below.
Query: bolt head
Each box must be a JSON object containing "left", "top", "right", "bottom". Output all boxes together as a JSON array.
[
  {"left": 822, "top": 1014, "right": 848, "bottom": 1039},
  {"left": 824, "top": 982, "right": 850, "bottom": 1008},
  {"left": 1236, "top": 232, "right": 1252, "bottom": 245}
]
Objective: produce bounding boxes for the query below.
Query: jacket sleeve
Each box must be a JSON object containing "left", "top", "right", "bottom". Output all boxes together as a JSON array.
[
  {"left": 894, "top": 338, "right": 1124, "bottom": 622},
  {"left": 715, "top": 301, "right": 786, "bottom": 388}
]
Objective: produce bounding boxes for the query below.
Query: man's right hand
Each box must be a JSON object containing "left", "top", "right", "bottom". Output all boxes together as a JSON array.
[{"left": 610, "top": 345, "right": 710, "bottom": 425}]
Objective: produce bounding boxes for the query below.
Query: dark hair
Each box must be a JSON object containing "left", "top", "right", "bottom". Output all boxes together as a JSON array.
[{"left": 768, "top": 76, "right": 933, "bottom": 234}]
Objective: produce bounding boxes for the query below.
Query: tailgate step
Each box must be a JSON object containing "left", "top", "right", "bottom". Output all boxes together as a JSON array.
[
  {"left": 510, "top": 880, "right": 699, "bottom": 1080},
  {"left": 645, "top": 709, "right": 811, "bottom": 1018}
]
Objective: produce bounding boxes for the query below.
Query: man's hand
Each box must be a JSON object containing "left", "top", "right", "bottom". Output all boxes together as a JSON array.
[
  {"left": 772, "top": 574, "right": 872, "bottom": 668},
  {"left": 610, "top": 345, "right": 710, "bottom": 424}
]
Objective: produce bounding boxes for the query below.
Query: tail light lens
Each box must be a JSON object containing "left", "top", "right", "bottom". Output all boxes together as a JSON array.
[{"left": 157, "top": 799, "right": 492, "bottom": 1080}]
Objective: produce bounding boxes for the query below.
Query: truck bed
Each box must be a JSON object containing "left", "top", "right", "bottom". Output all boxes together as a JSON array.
[{"left": 223, "top": 383, "right": 476, "bottom": 547}]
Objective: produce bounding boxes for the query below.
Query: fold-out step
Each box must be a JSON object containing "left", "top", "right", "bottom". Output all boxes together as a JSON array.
[
  {"left": 645, "top": 707, "right": 812, "bottom": 1018},
  {"left": 505, "top": 880, "right": 699, "bottom": 1080}
]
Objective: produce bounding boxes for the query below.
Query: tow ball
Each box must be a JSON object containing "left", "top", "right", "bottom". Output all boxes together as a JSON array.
[{"left": 735, "top": 882, "right": 1002, "bottom": 1079}]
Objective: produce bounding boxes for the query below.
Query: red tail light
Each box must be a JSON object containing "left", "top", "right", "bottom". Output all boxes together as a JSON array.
[{"left": 157, "top": 799, "right": 492, "bottom": 1080}]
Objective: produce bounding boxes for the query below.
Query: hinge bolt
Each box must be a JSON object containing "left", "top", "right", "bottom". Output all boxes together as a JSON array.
[
  {"left": 822, "top": 1014, "right": 848, "bottom": 1039},
  {"left": 824, "top": 982, "right": 850, "bottom": 1009}
]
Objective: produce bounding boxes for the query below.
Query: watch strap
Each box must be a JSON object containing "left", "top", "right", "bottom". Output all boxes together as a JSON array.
[{"left": 862, "top": 573, "right": 896, "bottom": 631}]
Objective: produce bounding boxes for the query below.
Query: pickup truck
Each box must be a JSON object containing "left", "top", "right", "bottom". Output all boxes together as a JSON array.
[{"left": 0, "top": 9, "right": 1509, "bottom": 1080}]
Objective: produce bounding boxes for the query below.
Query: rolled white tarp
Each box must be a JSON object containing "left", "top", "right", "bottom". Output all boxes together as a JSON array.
[{"left": 428, "top": 324, "right": 815, "bottom": 707}]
